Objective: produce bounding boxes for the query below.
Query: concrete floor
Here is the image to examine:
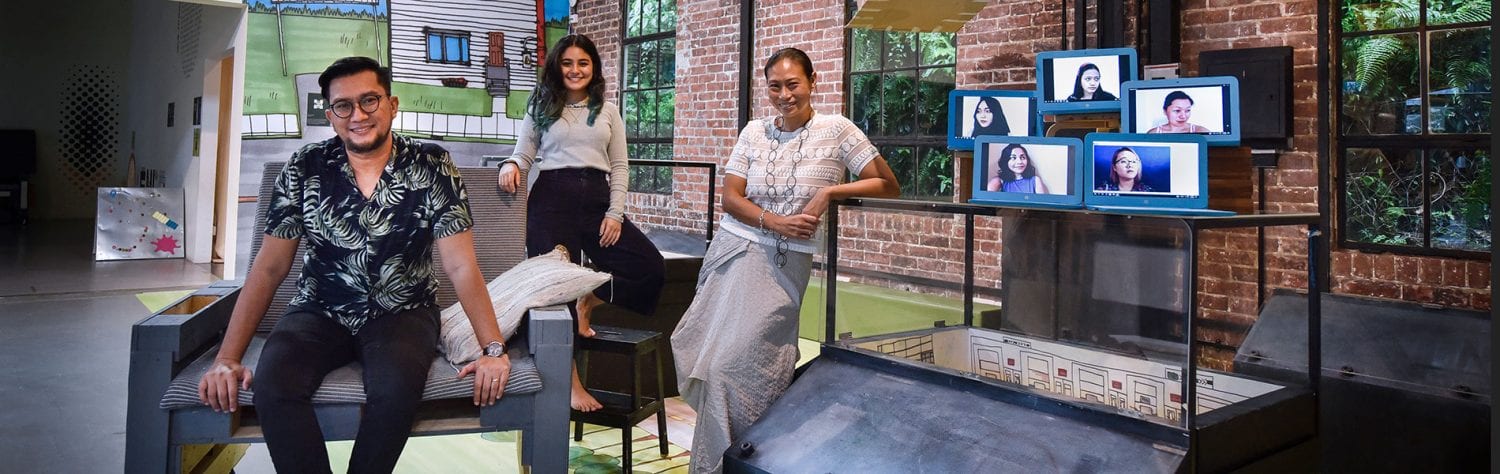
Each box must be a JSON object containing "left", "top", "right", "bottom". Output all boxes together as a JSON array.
[
  {"left": 0, "top": 218, "right": 704, "bottom": 473},
  {"left": 0, "top": 220, "right": 217, "bottom": 473}
]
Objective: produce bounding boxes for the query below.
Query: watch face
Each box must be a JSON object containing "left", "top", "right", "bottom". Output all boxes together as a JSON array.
[{"left": 485, "top": 341, "right": 504, "bottom": 357}]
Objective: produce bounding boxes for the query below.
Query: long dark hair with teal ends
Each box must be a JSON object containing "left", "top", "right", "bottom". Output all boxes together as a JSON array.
[{"left": 528, "top": 34, "right": 606, "bottom": 132}]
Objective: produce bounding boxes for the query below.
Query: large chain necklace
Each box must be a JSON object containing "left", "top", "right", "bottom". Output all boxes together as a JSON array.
[{"left": 760, "top": 113, "right": 813, "bottom": 267}]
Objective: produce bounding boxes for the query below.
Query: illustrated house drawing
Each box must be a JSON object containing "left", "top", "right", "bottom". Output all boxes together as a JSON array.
[{"left": 388, "top": 0, "right": 543, "bottom": 141}]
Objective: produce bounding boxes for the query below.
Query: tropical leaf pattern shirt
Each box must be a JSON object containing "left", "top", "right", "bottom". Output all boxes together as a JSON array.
[{"left": 265, "top": 133, "right": 473, "bottom": 333}]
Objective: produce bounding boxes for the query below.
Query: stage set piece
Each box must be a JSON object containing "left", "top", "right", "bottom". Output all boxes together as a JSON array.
[{"left": 725, "top": 199, "right": 1322, "bottom": 473}]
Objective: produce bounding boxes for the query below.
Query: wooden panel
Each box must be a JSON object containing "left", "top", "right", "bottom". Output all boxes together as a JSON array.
[{"left": 1208, "top": 147, "right": 1252, "bottom": 214}]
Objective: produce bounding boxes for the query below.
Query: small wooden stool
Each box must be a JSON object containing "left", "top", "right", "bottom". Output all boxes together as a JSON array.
[{"left": 573, "top": 325, "right": 669, "bottom": 473}]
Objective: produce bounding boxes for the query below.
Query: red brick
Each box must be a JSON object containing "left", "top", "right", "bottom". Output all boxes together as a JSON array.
[
  {"left": 1343, "top": 279, "right": 1402, "bottom": 300},
  {"left": 1466, "top": 261, "right": 1490, "bottom": 290},
  {"left": 1442, "top": 259, "right": 1467, "bottom": 287},
  {"left": 1394, "top": 256, "right": 1421, "bottom": 284},
  {"left": 1371, "top": 254, "right": 1397, "bottom": 281},
  {"left": 1418, "top": 257, "right": 1444, "bottom": 283}
]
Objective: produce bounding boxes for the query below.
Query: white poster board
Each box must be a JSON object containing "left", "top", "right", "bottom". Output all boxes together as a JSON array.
[{"left": 95, "top": 187, "right": 187, "bottom": 260}]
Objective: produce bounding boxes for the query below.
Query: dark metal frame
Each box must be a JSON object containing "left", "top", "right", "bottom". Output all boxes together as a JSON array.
[
  {"left": 823, "top": 198, "right": 1323, "bottom": 471},
  {"left": 627, "top": 159, "right": 717, "bottom": 246},
  {"left": 1331, "top": 1, "right": 1492, "bottom": 259},
  {"left": 620, "top": 0, "right": 677, "bottom": 195},
  {"left": 422, "top": 27, "right": 473, "bottom": 67},
  {"left": 842, "top": 0, "right": 955, "bottom": 200}
]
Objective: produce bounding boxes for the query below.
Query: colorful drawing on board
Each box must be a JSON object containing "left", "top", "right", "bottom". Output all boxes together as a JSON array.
[{"left": 95, "top": 188, "right": 188, "bottom": 260}]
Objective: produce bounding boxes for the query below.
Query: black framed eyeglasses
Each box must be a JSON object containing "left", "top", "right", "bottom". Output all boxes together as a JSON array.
[{"left": 330, "top": 94, "right": 386, "bottom": 119}]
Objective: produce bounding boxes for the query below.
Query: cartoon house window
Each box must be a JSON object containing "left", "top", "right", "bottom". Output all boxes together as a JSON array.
[{"left": 425, "top": 28, "right": 471, "bottom": 65}]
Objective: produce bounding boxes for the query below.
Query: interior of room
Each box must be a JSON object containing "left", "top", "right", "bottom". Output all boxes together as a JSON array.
[{"left": 0, "top": 0, "right": 1491, "bottom": 473}]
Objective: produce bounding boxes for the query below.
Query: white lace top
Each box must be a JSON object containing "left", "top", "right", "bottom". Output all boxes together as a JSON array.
[{"left": 719, "top": 113, "right": 879, "bottom": 254}]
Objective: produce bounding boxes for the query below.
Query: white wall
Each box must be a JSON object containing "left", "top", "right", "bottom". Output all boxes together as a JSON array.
[
  {"left": 126, "top": 0, "right": 246, "bottom": 265},
  {"left": 0, "top": 0, "right": 134, "bottom": 220}
]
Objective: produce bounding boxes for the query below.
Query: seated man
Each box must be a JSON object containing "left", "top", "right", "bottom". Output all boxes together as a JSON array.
[{"left": 197, "top": 56, "right": 511, "bottom": 473}]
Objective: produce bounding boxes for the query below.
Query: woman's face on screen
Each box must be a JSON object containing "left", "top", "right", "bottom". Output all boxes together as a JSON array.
[
  {"left": 1081, "top": 68, "right": 1101, "bottom": 95},
  {"left": 1007, "top": 147, "right": 1030, "bottom": 174},
  {"left": 1113, "top": 150, "right": 1140, "bottom": 180},
  {"left": 975, "top": 101, "right": 993, "bottom": 128},
  {"left": 1166, "top": 99, "right": 1193, "bottom": 126}
]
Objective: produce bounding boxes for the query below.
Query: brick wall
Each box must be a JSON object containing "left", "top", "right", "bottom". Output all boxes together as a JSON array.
[{"left": 574, "top": 0, "right": 1491, "bottom": 366}]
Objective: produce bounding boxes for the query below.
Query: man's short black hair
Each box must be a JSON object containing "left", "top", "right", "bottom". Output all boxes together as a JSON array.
[{"left": 318, "top": 56, "right": 392, "bottom": 101}]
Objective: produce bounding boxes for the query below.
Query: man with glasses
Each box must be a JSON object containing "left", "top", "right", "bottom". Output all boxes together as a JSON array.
[{"left": 197, "top": 56, "right": 512, "bottom": 472}]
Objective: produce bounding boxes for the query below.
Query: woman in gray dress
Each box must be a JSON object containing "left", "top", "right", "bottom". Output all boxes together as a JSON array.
[{"left": 672, "top": 47, "right": 900, "bottom": 473}]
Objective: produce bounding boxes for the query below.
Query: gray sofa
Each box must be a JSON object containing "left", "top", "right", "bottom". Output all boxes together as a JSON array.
[{"left": 125, "top": 163, "right": 572, "bottom": 473}]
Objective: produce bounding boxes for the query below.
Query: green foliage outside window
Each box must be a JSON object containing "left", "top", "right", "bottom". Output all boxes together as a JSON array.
[
  {"left": 1339, "top": 0, "right": 1490, "bottom": 254},
  {"left": 849, "top": 26, "right": 956, "bottom": 200},
  {"left": 624, "top": 0, "right": 676, "bottom": 194}
]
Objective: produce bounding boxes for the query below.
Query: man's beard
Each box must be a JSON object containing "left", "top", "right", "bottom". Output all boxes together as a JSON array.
[{"left": 344, "top": 129, "right": 390, "bottom": 155}]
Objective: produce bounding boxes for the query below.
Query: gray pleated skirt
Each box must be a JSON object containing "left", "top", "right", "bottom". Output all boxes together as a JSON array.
[{"left": 670, "top": 232, "right": 814, "bottom": 474}]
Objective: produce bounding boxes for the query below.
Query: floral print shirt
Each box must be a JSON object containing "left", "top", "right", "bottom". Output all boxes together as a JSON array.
[{"left": 265, "top": 133, "right": 473, "bottom": 333}]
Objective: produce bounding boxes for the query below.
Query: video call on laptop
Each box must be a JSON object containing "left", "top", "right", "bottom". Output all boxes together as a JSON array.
[
  {"left": 969, "top": 136, "right": 1084, "bottom": 210},
  {"left": 1082, "top": 133, "right": 1235, "bottom": 216}
]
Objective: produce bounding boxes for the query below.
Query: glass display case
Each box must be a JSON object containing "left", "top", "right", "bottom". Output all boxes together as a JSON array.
[{"left": 725, "top": 199, "right": 1322, "bottom": 473}]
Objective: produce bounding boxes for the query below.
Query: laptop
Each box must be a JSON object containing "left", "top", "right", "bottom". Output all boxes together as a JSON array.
[
  {"left": 1082, "top": 133, "right": 1236, "bottom": 216},
  {"left": 968, "top": 136, "right": 1085, "bottom": 210}
]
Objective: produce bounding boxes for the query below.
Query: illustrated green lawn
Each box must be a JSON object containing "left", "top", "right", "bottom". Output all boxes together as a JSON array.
[
  {"left": 798, "top": 278, "right": 1000, "bottom": 342},
  {"left": 245, "top": 12, "right": 387, "bottom": 115},
  {"left": 392, "top": 82, "right": 493, "bottom": 116}
]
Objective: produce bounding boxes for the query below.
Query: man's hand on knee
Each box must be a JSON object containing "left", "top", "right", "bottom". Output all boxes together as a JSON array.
[
  {"left": 199, "top": 359, "right": 253, "bottom": 413},
  {"left": 458, "top": 354, "right": 511, "bottom": 406}
]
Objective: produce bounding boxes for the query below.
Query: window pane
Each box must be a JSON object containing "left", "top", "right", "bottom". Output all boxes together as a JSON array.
[
  {"left": 642, "top": 0, "right": 660, "bottom": 35},
  {"left": 1429, "top": 148, "right": 1491, "bottom": 251},
  {"left": 1428, "top": 27, "right": 1491, "bottom": 134},
  {"left": 446, "top": 36, "right": 464, "bottom": 62},
  {"left": 628, "top": 0, "right": 643, "bottom": 37},
  {"left": 1343, "top": 147, "right": 1424, "bottom": 247},
  {"left": 886, "top": 31, "right": 917, "bottom": 69},
  {"left": 427, "top": 34, "right": 442, "bottom": 61},
  {"left": 657, "top": 88, "right": 676, "bottom": 137},
  {"left": 1339, "top": 34, "right": 1419, "bottom": 135},
  {"left": 1340, "top": 0, "right": 1417, "bottom": 32},
  {"left": 624, "top": 91, "right": 641, "bottom": 138},
  {"left": 918, "top": 67, "right": 956, "bottom": 135},
  {"left": 881, "top": 146, "right": 917, "bottom": 198},
  {"left": 640, "top": 90, "right": 659, "bottom": 139},
  {"left": 916, "top": 147, "right": 955, "bottom": 198},
  {"left": 851, "top": 28, "right": 882, "bottom": 72},
  {"left": 849, "top": 73, "right": 881, "bottom": 136},
  {"left": 643, "top": 41, "right": 661, "bottom": 88},
  {"left": 882, "top": 70, "right": 917, "bottom": 136},
  {"left": 661, "top": 0, "right": 678, "bottom": 31},
  {"left": 919, "top": 32, "right": 956, "bottom": 66},
  {"left": 624, "top": 43, "right": 639, "bottom": 88},
  {"left": 658, "top": 38, "right": 677, "bottom": 86},
  {"left": 1428, "top": 0, "right": 1491, "bottom": 26}
]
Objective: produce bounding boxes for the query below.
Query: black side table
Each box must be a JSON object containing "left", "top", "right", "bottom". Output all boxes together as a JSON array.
[{"left": 573, "top": 325, "right": 669, "bottom": 472}]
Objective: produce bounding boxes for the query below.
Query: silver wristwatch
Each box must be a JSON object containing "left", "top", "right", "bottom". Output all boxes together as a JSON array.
[{"left": 483, "top": 341, "right": 506, "bottom": 358}]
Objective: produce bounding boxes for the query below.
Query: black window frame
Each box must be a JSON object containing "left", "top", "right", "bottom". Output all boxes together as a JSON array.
[
  {"left": 621, "top": 0, "right": 677, "bottom": 194},
  {"left": 423, "top": 27, "right": 472, "bottom": 66},
  {"left": 1335, "top": 1, "right": 1491, "bottom": 258},
  {"left": 843, "top": 1, "right": 957, "bottom": 201}
]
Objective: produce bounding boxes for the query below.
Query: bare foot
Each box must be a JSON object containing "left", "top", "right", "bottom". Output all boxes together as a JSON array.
[
  {"left": 575, "top": 293, "right": 601, "bottom": 338},
  {"left": 571, "top": 366, "right": 603, "bottom": 412}
]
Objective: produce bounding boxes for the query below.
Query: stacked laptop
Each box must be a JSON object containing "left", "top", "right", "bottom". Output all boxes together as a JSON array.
[{"left": 952, "top": 47, "right": 1242, "bottom": 217}]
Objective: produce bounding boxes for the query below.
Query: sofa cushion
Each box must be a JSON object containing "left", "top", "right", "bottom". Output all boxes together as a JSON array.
[
  {"left": 439, "top": 247, "right": 611, "bottom": 365},
  {"left": 159, "top": 335, "right": 542, "bottom": 410}
]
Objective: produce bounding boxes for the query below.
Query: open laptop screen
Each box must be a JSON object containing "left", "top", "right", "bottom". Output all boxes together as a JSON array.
[
  {"left": 947, "top": 90, "right": 1038, "bottom": 150},
  {"left": 1120, "top": 76, "right": 1241, "bottom": 146},
  {"left": 971, "top": 136, "right": 1083, "bottom": 207},
  {"left": 1089, "top": 139, "right": 1202, "bottom": 199}
]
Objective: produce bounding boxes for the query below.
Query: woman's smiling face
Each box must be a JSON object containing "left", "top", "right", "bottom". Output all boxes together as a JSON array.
[{"left": 1007, "top": 147, "right": 1029, "bottom": 174}]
